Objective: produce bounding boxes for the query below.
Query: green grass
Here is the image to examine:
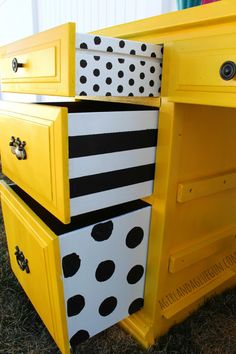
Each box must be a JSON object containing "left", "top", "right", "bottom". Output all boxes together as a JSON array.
[{"left": 0, "top": 182, "right": 235, "bottom": 353}]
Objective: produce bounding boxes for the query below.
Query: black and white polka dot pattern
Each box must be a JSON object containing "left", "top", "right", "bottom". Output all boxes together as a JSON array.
[
  {"left": 59, "top": 204, "right": 151, "bottom": 350},
  {"left": 76, "top": 33, "right": 162, "bottom": 97}
]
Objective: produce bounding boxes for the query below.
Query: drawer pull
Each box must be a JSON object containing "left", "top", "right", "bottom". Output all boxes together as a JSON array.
[
  {"left": 14, "top": 246, "right": 30, "bottom": 273},
  {"left": 220, "top": 61, "right": 236, "bottom": 81},
  {"left": 9, "top": 136, "right": 27, "bottom": 160},
  {"left": 12, "top": 58, "right": 24, "bottom": 72}
]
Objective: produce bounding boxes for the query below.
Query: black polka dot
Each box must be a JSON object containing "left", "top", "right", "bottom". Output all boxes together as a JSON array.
[
  {"left": 158, "top": 87, "right": 161, "bottom": 93},
  {"left": 106, "top": 92, "right": 112, "bottom": 96},
  {"left": 119, "top": 40, "right": 125, "bottom": 48},
  {"left": 94, "top": 55, "right": 100, "bottom": 61},
  {"left": 70, "top": 330, "right": 90, "bottom": 349},
  {"left": 93, "top": 84, "right": 100, "bottom": 92},
  {"left": 93, "top": 69, "right": 100, "bottom": 77},
  {"left": 128, "top": 298, "right": 144, "bottom": 315},
  {"left": 126, "top": 227, "right": 144, "bottom": 248},
  {"left": 129, "top": 64, "right": 135, "bottom": 72},
  {"left": 118, "top": 70, "right": 124, "bottom": 78},
  {"left": 128, "top": 93, "right": 134, "bottom": 96},
  {"left": 80, "top": 42, "right": 88, "bottom": 49},
  {"left": 161, "top": 47, "right": 164, "bottom": 54},
  {"left": 130, "top": 49, "right": 136, "bottom": 55},
  {"left": 127, "top": 265, "right": 144, "bottom": 284},
  {"left": 140, "top": 61, "right": 145, "bottom": 66},
  {"left": 160, "top": 62, "right": 163, "bottom": 68},
  {"left": 118, "top": 58, "right": 125, "bottom": 63},
  {"left": 107, "top": 46, "right": 113, "bottom": 52},
  {"left": 79, "top": 91, "right": 87, "bottom": 96},
  {"left": 139, "top": 86, "right": 144, "bottom": 93},
  {"left": 106, "top": 62, "right": 112, "bottom": 70},
  {"left": 150, "top": 66, "right": 155, "bottom": 73},
  {"left": 95, "top": 260, "right": 115, "bottom": 282},
  {"left": 117, "top": 85, "right": 123, "bottom": 93},
  {"left": 149, "top": 80, "right": 154, "bottom": 87},
  {"left": 80, "top": 76, "right": 87, "bottom": 84},
  {"left": 80, "top": 59, "right": 87, "bottom": 68},
  {"left": 67, "top": 295, "right": 85, "bottom": 317},
  {"left": 91, "top": 221, "right": 113, "bottom": 241},
  {"left": 106, "top": 77, "right": 112, "bottom": 85},
  {"left": 140, "top": 72, "right": 145, "bottom": 79},
  {"left": 149, "top": 93, "right": 154, "bottom": 97},
  {"left": 151, "top": 52, "right": 157, "bottom": 58},
  {"left": 99, "top": 296, "right": 117, "bottom": 316},
  {"left": 62, "top": 253, "right": 81, "bottom": 278},
  {"left": 129, "top": 79, "right": 134, "bottom": 86},
  {"left": 141, "top": 44, "right": 147, "bottom": 51},
  {"left": 159, "top": 74, "right": 162, "bottom": 80},
  {"left": 94, "top": 36, "right": 101, "bottom": 45}
]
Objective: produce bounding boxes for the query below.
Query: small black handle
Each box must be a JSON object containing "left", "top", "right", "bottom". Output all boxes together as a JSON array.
[
  {"left": 220, "top": 61, "right": 236, "bottom": 81},
  {"left": 14, "top": 246, "right": 30, "bottom": 273},
  {"left": 12, "top": 58, "right": 24, "bottom": 73}
]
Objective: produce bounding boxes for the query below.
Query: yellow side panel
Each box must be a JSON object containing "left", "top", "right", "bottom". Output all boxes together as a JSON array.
[
  {"left": 0, "top": 101, "right": 70, "bottom": 224},
  {"left": 0, "top": 181, "right": 70, "bottom": 354},
  {"left": 0, "top": 23, "right": 75, "bottom": 96}
]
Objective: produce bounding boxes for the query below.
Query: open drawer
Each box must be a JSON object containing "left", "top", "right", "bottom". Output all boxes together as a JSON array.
[
  {"left": 0, "top": 180, "right": 151, "bottom": 353},
  {"left": 0, "top": 23, "right": 162, "bottom": 97},
  {"left": 0, "top": 100, "right": 158, "bottom": 223}
]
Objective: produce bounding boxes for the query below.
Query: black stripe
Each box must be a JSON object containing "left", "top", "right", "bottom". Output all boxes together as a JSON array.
[
  {"left": 40, "top": 100, "right": 158, "bottom": 113},
  {"left": 69, "top": 129, "right": 157, "bottom": 158},
  {"left": 70, "top": 164, "right": 155, "bottom": 198},
  {"left": 10, "top": 184, "right": 150, "bottom": 235}
]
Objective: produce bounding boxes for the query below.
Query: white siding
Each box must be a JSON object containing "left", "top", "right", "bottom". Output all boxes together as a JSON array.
[{"left": 36, "top": 0, "right": 176, "bottom": 33}]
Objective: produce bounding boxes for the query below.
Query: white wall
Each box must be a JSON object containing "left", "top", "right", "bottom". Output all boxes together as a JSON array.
[{"left": 36, "top": 0, "right": 176, "bottom": 33}]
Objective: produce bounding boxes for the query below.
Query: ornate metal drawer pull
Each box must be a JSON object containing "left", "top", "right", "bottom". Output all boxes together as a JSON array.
[
  {"left": 9, "top": 136, "right": 27, "bottom": 160},
  {"left": 14, "top": 246, "right": 30, "bottom": 273}
]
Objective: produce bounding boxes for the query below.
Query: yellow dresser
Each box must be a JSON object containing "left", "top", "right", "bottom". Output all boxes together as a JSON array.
[{"left": 0, "top": 1, "right": 236, "bottom": 353}]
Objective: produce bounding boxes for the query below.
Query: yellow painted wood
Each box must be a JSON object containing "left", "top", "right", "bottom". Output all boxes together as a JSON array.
[
  {"left": 0, "top": 101, "right": 70, "bottom": 224},
  {"left": 0, "top": 23, "right": 75, "bottom": 96},
  {"left": 177, "top": 171, "right": 236, "bottom": 203},
  {"left": 92, "top": 0, "right": 236, "bottom": 44},
  {"left": 169, "top": 226, "right": 236, "bottom": 274},
  {"left": 0, "top": 181, "right": 70, "bottom": 354},
  {"left": 162, "top": 269, "right": 236, "bottom": 320},
  {"left": 75, "top": 96, "right": 161, "bottom": 107},
  {"left": 164, "top": 32, "right": 236, "bottom": 107}
]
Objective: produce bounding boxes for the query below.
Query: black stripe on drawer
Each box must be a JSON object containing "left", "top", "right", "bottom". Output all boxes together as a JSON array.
[
  {"left": 69, "top": 164, "right": 155, "bottom": 198},
  {"left": 69, "top": 129, "right": 157, "bottom": 158},
  {"left": 10, "top": 184, "right": 150, "bottom": 236}
]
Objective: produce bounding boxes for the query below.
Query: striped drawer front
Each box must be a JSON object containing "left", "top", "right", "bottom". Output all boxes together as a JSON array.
[{"left": 68, "top": 109, "right": 158, "bottom": 215}]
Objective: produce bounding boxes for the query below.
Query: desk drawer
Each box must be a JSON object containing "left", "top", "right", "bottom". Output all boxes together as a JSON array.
[
  {"left": 0, "top": 23, "right": 162, "bottom": 97},
  {"left": 165, "top": 33, "right": 236, "bottom": 106},
  {"left": 0, "top": 101, "right": 158, "bottom": 223},
  {"left": 1, "top": 181, "right": 151, "bottom": 353}
]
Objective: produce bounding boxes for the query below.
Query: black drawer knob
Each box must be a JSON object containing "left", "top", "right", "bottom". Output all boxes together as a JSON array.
[
  {"left": 220, "top": 61, "right": 236, "bottom": 81},
  {"left": 14, "top": 246, "right": 30, "bottom": 273},
  {"left": 12, "top": 58, "right": 24, "bottom": 72}
]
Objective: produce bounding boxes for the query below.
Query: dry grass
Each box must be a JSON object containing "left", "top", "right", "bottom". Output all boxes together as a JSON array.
[{"left": 0, "top": 177, "right": 235, "bottom": 353}]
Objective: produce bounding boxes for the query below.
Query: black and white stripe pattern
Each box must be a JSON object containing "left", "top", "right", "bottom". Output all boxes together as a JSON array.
[{"left": 68, "top": 110, "right": 158, "bottom": 215}]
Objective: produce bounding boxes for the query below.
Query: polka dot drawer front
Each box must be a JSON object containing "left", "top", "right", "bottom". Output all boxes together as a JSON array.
[
  {"left": 59, "top": 200, "right": 151, "bottom": 352},
  {"left": 76, "top": 33, "right": 162, "bottom": 97}
]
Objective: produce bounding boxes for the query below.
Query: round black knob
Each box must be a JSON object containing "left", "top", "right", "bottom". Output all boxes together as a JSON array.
[
  {"left": 220, "top": 61, "right": 236, "bottom": 81},
  {"left": 12, "top": 58, "right": 24, "bottom": 72}
]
